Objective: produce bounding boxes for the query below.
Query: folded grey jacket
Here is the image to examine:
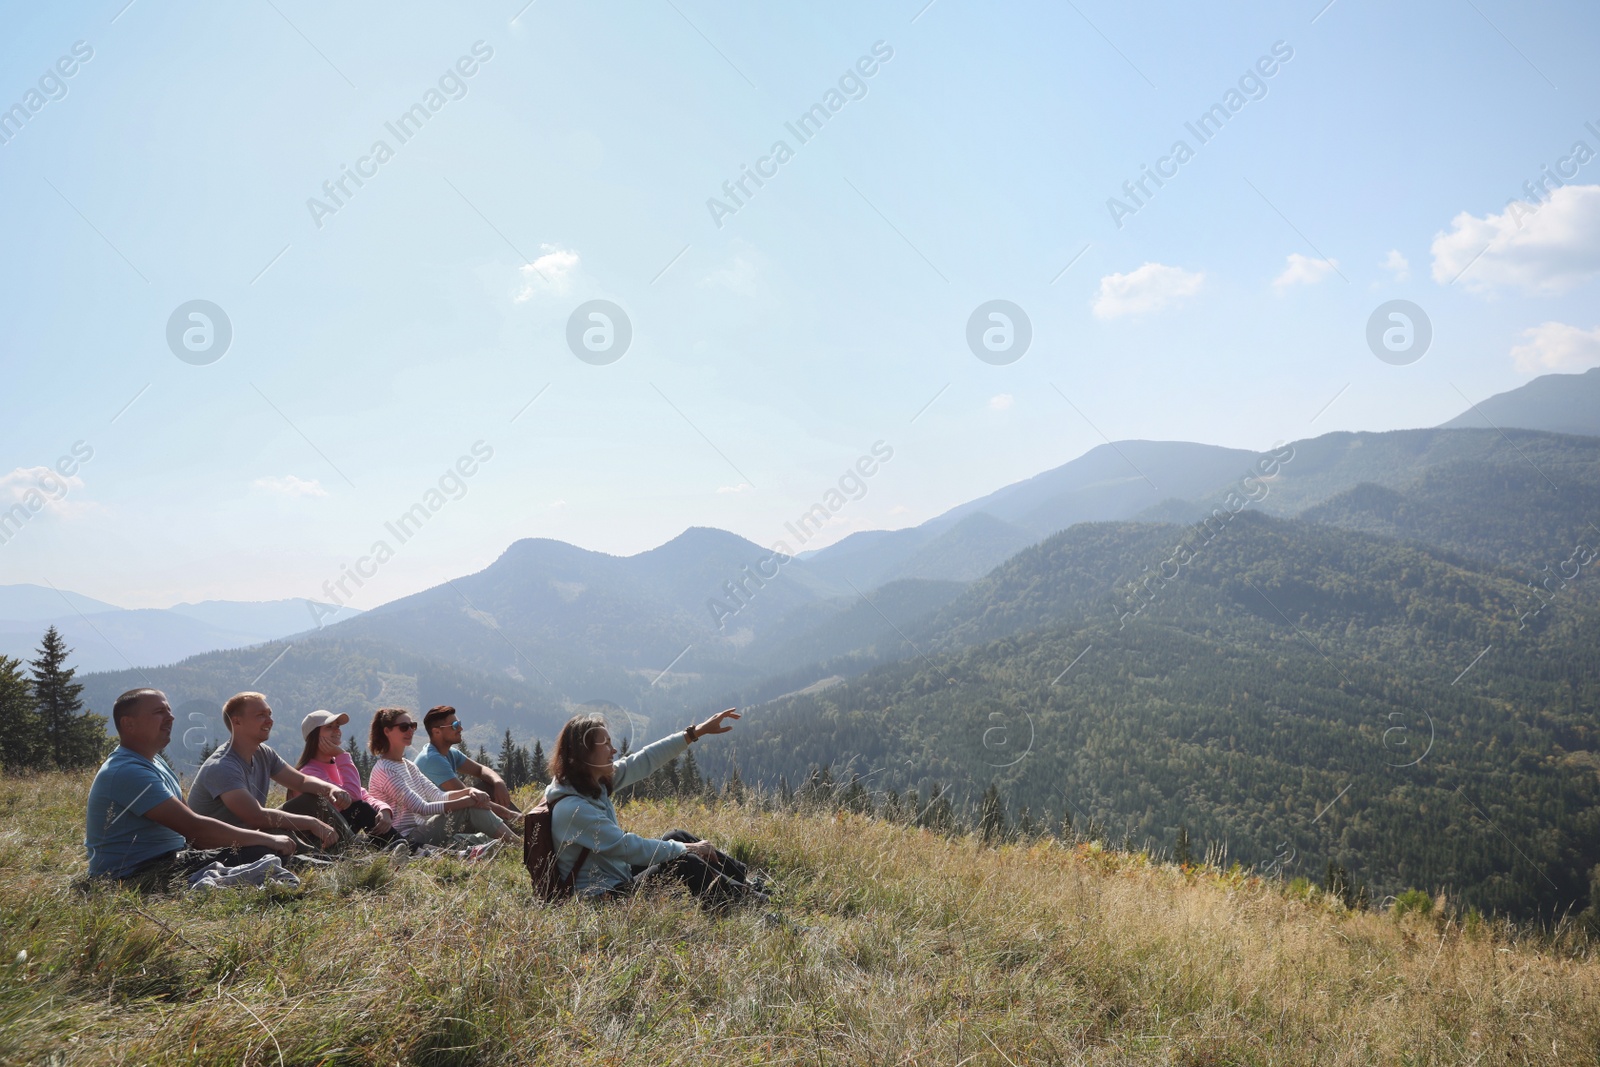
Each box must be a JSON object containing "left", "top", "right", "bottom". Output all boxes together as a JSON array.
[{"left": 544, "top": 732, "right": 691, "bottom": 896}]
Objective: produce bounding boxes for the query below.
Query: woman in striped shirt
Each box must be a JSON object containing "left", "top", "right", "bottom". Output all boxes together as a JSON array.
[{"left": 366, "top": 707, "right": 503, "bottom": 848}]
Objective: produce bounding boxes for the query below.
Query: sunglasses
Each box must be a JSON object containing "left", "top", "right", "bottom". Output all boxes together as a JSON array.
[{"left": 392, "top": 722, "right": 418, "bottom": 733}]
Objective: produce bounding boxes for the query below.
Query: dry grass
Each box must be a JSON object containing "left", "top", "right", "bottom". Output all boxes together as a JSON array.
[{"left": 2, "top": 770, "right": 1598, "bottom": 1065}]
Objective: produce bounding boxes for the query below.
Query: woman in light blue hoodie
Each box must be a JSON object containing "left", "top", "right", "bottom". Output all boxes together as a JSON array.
[{"left": 544, "top": 708, "right": 764, "bottom": 907}]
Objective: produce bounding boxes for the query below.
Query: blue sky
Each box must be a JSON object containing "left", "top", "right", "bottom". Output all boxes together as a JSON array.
[{"left": 3, "top": 0, "right": 1598, "bottom": 610}]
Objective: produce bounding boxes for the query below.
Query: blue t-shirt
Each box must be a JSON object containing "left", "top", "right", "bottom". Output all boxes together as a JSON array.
[
  {"left": 84, "top": 747, "right": 188, "bottom": 878},
  {"left": 415, "top": 745, "right": 469, "bottom": 788}
]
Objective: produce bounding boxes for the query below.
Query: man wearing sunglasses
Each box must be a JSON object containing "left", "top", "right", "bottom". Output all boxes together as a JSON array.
[
  {"left": 417, "top": 705, "right": 521, "bottom": 843},
  {"left": 366, "top": 707, "right": 502, "bottom": 853}
]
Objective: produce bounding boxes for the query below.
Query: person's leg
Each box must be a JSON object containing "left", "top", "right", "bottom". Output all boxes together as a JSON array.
[
  {"left": 340, "top": 799, "right": 378, "bottom": 833},
  {"left": 280, "top": 794, "right": 355, "bottom": 845},
  {"left": 280, "top": 793, "right": 323, "bottom": 818},
  {"left": 661, "top": 827, "right": 749, "bottom": 883},
  {"left": 633, "top": 852, "right": 750, "bottom": 910},
  {"left": 465, "top": 806, "right": 518, "bottom": 842},
  {"left": 404, "top": 813, "right": 452, "bottom": 847}
]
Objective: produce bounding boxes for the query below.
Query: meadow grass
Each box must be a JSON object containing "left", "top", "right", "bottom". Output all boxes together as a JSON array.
[{"left": 2, "top": 770, "right": 1597, "bottom": 1065}]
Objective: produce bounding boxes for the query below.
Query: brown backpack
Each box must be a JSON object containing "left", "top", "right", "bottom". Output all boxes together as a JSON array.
[{"left": 523, "top": 795, "right": 589, "bottom": 901}]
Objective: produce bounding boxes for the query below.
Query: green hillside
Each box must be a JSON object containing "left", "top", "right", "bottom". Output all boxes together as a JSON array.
[{"left": 707, "top": 513, "right": 1600, "bottom": 919}]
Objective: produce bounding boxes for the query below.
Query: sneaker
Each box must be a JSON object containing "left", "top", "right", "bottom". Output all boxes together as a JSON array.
[
  {"left": 383, "top": 841, "right": 411, "bottom": 869},
  {"left": 465, "top": 840, "right": 503, "bottom": 863}
]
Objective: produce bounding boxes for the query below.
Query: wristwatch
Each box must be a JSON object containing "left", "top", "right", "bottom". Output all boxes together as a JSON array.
[{"left": 684, "top": 723, "right": 699, "bottom": 744}]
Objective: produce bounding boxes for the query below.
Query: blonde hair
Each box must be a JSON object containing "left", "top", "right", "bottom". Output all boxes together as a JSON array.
[{"left": 222, "top": 691, "right": 267, "bottom": 729}]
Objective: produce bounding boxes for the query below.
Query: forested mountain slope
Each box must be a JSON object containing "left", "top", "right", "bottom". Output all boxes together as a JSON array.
[{"left": 705, "top": 513, "right": 1600, "bottom": 919}]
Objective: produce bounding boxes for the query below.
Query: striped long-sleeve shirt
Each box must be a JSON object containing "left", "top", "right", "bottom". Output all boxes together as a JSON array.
[{"left": 368, "top": 757, "right": 448, "bottom": 835}]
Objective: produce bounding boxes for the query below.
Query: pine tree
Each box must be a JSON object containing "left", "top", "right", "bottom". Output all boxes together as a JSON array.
[
  {"left": 345, "top": 734, "right": 373, "bottom": 777},
  {"left": 0, "top": 655, "right": 47, "bottom": 769},
  {"left": 29, "top": 627, "right": 105, "bottom": 767},
  {"left": 498, "top": 729, "right": 521, "bottom": 790},
  {"left": 679, "top": 748, "right": 703, "bottom": 798},
  {"left": 1175, "top": 825, "right": 1193, "bottom": 866},
  {"left": 979, "top": 782, "right": 1007, "bottom": 844},
  {"left": 841, "top": 772, "right": 869, "bottom": 814},
  {"left": 475, "top": 744, "right": 491, "bottom": 769},
  {"left": 530, "top": 739, "right": 549, "bottom": 783},
  {"left": 920, "top": 783, "right": 955, "bottom": 832},
  {"left": 722, "top": 761, "right": 745, "bottom": 803},
  {"left": 1015, "top": 806, "right": 1036, "bottom": 840},
  {"left": 881, "top": 787, "right": 905, "bottom": 823}
]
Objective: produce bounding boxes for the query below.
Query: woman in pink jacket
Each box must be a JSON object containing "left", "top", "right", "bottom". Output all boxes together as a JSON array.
[{"left": 284, "top": 710, "right": 400, "bottom": 845}]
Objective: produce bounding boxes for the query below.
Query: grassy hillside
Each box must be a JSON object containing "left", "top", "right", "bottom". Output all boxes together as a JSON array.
[{"left": 5, "top": 770, "right": 1600, "bottom": 1065}]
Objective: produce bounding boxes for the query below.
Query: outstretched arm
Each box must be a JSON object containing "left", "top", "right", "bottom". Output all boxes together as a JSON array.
[{"left": 691, "top": 708, "right": 741, "bottom": 739}]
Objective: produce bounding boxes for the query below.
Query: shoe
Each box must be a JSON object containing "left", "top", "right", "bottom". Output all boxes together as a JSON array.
[
  {"left": 465, "top": 840, "right": 502, "bottom": 863},
  {"left": 747, "top": 873, "right": 772, "bottom": 894},
  {"left": 384, "top": 841, "right": 411, "bottom": 869}
]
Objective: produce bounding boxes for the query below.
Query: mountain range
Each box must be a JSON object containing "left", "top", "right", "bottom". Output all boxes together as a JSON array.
[
  {"left": 60, "top": 368, "right": 1600, "bottom": 915},
  {"left": 0, "top": 587, "right": 360, "bottom": 674}
]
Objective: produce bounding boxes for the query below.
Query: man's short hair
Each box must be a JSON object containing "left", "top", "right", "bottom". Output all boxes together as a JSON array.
[
  {"left": 222, "top": 691, "right": 267, "bottom": 728},
  {"left": 423, "top": 705, "right": 457, "bottom": 734},
  {"left": 112, "top": 688, "right": 163, "bottom": 729}
]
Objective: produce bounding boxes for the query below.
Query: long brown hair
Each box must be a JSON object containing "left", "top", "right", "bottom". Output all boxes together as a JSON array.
[
  {"left": 296, "top": 727, "right": 327, "bottom": 770},
  {"left": 549, "top": 714, "right": 611, "bottom": 798},
  {"left": 369, "top": 707, "right": 412, "bottom": 757}
]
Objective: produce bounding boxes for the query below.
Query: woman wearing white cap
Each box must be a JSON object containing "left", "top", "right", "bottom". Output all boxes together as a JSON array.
[{"left": 283, "top": 709, "right": 399, "bottom": 845}]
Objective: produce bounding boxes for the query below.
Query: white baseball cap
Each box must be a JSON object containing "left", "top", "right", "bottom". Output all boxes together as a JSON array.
[{"left": 301, "top": 709, "right": 350, "bottom": 740}]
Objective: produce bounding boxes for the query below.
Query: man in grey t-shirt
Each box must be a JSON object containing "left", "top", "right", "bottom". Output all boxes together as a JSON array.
[{"left": 187, "top": 691, "right": 348, "bottom": 848}]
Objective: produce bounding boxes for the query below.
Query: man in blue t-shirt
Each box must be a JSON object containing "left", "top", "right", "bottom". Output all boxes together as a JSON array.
[
  {"left": 418, "top": 705, "right": 521, "bottom": 842},
  {"left": 85, "top": 688, "right": 297, "bottom": 880}
]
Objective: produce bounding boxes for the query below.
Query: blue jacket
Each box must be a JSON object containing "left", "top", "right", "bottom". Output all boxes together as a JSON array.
[{"left": 544, "top": 733, "right": 690, "bottom": 896}]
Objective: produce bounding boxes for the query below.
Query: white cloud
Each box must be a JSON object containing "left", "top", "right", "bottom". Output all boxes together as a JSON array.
[
  {"left": 716, "top": 482, "right": 752, "bottom": 494},
  {"left": 1509, "top": 321, "right": 1600, "bottom": 374},
  {"left": 1093, "top": 262, "right": 1204, "bottom": 319},
  {"left": 1382, "top": 249, "right": 1410, "bottom": 281},
  {"left": 514, "top": 244, "right": 580, "bottom": 301},
  {"left": 1430, "top": 184, "right": 1600, "bottom": 294},
  {"left": 699, "top": 256, "right": 759, "bottom": 296},
  {"left": 988, "top": 394, "right": 1014, "bottom": 411},
  {"left": 253, "top": 475, "right": 328, "bottom": 498},
  {"left": 548, "top": 499, "right": 567, "bottom": 510},
  {"left": 1272, "top": 252, "right": 1340, "bottom": 290},
  {"left": 0, "top": 466, "right": 85, "bottom": 515}
]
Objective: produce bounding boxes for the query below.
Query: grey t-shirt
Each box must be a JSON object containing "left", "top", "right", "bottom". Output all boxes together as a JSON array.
[{"left": 188, "top": 741, "right": 286, "bottom": 826}]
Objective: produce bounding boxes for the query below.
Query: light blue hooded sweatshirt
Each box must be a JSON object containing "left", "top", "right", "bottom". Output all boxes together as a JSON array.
[{"left": 544, "top": 732, "right": 691, "bottom": 896}]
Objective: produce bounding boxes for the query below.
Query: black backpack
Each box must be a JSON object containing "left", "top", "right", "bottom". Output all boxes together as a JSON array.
[{"left": 523, "top": 795, "right": 588, "bottom": 901}]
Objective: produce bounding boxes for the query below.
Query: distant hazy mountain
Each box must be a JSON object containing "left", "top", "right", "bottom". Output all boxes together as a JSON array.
[
  {"left": 1440, "top": 366, "right": 1600, "bottom": 437},
  {"left": 0, "top": 584, "right": 121, "bottom": 621},
  {"left": 0, "top": 585, "right": 361, "bottom": 672},
  {"left": 320, "top": 527, "right": 853, "bottom": 700},
  {"left": 167, "top": 598, "right": 361, "bottom": 637},
  {"left": 0, "top": 611, "right": 269, "bottom": 674},
  {"left": 806, "top": 441, "right": 1259, "bottom": 587}
]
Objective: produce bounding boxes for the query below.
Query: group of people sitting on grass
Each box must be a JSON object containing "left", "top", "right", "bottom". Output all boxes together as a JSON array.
[{"left": 84, "top": 687, "right": 767, "bottom": 907}]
